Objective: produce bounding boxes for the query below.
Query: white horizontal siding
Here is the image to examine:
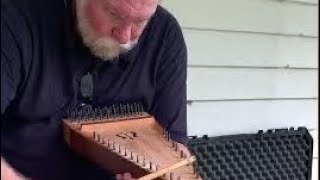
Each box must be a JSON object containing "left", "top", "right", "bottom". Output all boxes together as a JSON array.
[
  {"left": 184, "top": 30, "right": 318, "bottom": 68},
  {"left": 286, "top": 0, "right": 318, "bottom": 4},
  {"left": 186, "top": 99, "right": 318, "bottom": 136},
  {"left": 187, "top": 68, "right": 318, "bottom": 100},
  {"left": 312, "top": 158, "right": 318, "bottom": 180},
  {"left": 162, "top": 0, "right": 318, "bottom": 37}
]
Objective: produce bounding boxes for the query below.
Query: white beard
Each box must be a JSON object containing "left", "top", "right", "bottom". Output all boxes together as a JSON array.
[{"left": 75, "top": 0, "right": 138, "bottom": 61}]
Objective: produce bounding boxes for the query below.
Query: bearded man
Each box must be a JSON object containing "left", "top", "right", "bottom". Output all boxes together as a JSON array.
[{"left": 1, "top": 0, "right": 188, "bottom": 179}]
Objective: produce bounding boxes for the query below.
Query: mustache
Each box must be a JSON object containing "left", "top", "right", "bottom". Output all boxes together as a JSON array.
[
  {"left": 119, "top": 39, "right": 139, "bottom": 51},
  {"left": 83, "top": 36, "right": 139, "bottom": 60}
]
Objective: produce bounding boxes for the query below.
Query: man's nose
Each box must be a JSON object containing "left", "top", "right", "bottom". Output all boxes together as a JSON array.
[{"left": 112, "top": 25, "right": 132, "bottom": 44}]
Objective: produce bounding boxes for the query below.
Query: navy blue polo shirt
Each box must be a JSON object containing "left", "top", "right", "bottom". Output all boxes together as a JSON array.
[{"left": 1, "top": 0, "right": 187, "bottom": 179}]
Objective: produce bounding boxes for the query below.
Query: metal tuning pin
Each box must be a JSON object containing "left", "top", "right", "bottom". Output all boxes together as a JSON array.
[
  {"left": 175, "top": 142, "right": 178, "bottom": 151},
  {"left": 108, "top": 107, "right": 112, "bottom": 119},
  {"left": 139, "top": 102, "right": 144, "bottom": 113},
  {"left": 84, "top": 110, "right": 88, "bottom": 121},
  {"left": 84, "top": 109, "right": 88, "bottom": 120},
  {"left": 111, "top": 106, "right": 115, "bottom": 119},
  {"left": 195, "top": 173, "right": 199, "bottom": 179},
  {"left": 107, "top": 139, "right": 111, "bottom": 148},
  {"left": 149, "top": 162, "right": 152, "bottom": 170},
  {"left": 106, "top": 107, "right": 110, "bottom": 119},
  {"left": 113, "top": 142, "right": 116, "bottom": 150},
  {"left": 75, "top": 109, "right": 78, "bottom": 119},
  {"left": 183, "top": 153, "right": 187, "bottom": 159},
  {"left": 130, "top": 104, "right": 134, "bottom": 116},
  {"left": 79, "top": 109, "right": 83, "bottom": 120},
  {"left": 193, "top": 164, "right": 197, "bottom": 174},
  {"left": 143, "top": 156, "right": 146, "bottom": 166},
  {"left": 118, "top": 145, "right": 121, "bottom": 154},
  {"left": 137, "top": 102, "right": 142, "bottom": 114},
  {"left": 172, "top": 140, "right": 175, "bottom": 148},
  {"left": 156, "top": 165, "right": 159, "bottom": 171},
  {"left": 101, "top": 137, "right": 105, "bottom": 144},
  {"left": 106, "top": 106, "right": 110, "bottom": 119},
  {"left": 67, "top": 109, "right": 71, "bottom": 119},
  {"left": 97, "top": 133, "right": 100, "bottom": 142},
  {"left": 130, "top": 152, "right": 134, "bottom": 160},
  {"left": 116, "top": 105, "right": 121, "bottom": 117},
  {"left": 126, "top": 103, "right": 130, "bottom": 116},
  {"left": 86, "top": 111, "right": 90, "bottom": 121},
  {"left": 73, "top": 111, "right": 77, "bottom": 120},
  {"left": 92, "top": 109, "right": 96, "bottom": 120},
  {"left": 133, "top": 103, "right": 138, "bottom": 115},
  {"left": 69, "top": 110, "right": 73, "bottom": 120},
  {"left": 180, "top": 150, "right": 184, "bottom": 158},
  {"left": 93, "top": 131, "right": 101, "bottom": 142},
  {"left": 124, "top": 147, "right": 127, "bottom": 156},
  {"left": 98, "top": 108, "right": 102, "bottom": 119},
  {"left": 119, "top": 104, "right": 124, "bottom": 117},
  {"left": 102, "top": 107, "right": 107, "bottom": 119},
  {"left": 72, "top": 110, "right": 76, "bottom": 120},
  {"left": 95, "top": 108, "right": 99, "bottom": 120},
  {"left": 136, "top": 102, "right": 141, "bottom": 114},
  {"left": 169, "top": 173, "right": 174, "bottom": 180}
]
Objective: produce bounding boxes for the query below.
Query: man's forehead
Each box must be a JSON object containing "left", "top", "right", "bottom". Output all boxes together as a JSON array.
[
  {"left": 109, "top": 0, "right": 158, "bottom": 7},
  {"left": 106, "top": 0, "right": 158, "bottom": 19}
]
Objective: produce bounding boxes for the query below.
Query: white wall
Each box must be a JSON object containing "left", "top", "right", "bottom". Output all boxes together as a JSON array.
[{"left": 162, "top": 0, "right": 318, "bottom": 179}]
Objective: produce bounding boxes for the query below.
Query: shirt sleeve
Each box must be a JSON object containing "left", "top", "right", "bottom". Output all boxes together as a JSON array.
[
  {"left": 150, "top": 17, "right": 188, "bottom": 145},
  {"left": 1, "top": 0, "right": 31, "bottom": 114}
]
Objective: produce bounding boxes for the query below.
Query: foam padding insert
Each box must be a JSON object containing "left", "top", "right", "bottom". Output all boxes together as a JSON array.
[{"left": 187, "top": 127, "right": 313, "bottom": 180}]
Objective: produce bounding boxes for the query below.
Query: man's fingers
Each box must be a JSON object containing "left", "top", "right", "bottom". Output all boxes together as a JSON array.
[
  {"left": 177, "top": 143, "right": 191, "bottom": 157},
  {"left": 116, "top": 174, "right": 123, "bottom": 180},
  {"left": 116, "top": 173, "right": 135, "bottom": 180},
  {"left": 123, "top": 173, "right": 133, "bottom": 180}
]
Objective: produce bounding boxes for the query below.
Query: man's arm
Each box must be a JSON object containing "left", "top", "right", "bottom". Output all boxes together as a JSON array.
[
  {"left": 115, "top": 12, "right": 190, "bottom": 180},
  {"left": 150, "top": 14, "right": 188, "bottom": 145},
  {"left": 1, "top": 0, "right": 32, "bottom": 113},
  {"left": 1, "top": 0, "right": 31, "bottom": 178},
  {"left": 1, "top": 157, "right": 26, "bottom": 180}
]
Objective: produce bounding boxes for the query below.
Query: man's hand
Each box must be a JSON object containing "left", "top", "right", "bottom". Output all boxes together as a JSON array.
[
  {"left": 116, "top": 173, "right": 136, "bottom": 180},
  {"left": 1, "top": 157, "right": 26, "bottom": 180},
  {"left": 176, "top": 142, "right": 191, "bottom": 157}
]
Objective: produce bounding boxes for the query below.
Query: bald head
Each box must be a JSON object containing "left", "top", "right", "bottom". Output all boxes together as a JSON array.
[{"left": 75, "top": 0, "right": 159, "bottom": 60}]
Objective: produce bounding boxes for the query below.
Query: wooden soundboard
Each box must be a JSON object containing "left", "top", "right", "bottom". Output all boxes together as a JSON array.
[{"left": 63, "top": 104, "right": 202, "bottom": 180}]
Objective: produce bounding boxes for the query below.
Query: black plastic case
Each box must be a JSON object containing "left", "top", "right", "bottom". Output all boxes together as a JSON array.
[{"left": 187, "top": 127, "right": 314, "bottom": 180}]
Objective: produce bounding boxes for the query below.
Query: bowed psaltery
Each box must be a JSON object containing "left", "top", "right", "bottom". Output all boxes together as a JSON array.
[{"left": 63, "top": 102, "right": 202, "bottom": 180}]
